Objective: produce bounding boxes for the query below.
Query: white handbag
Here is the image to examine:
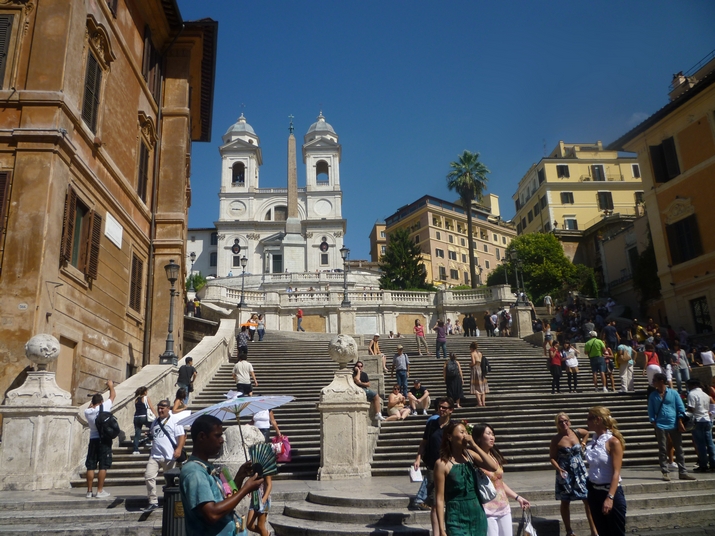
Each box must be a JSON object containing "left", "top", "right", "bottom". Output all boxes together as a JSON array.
[
  {"left": 475, "top": 467, "right": 497, "bottom": 503},
  {"left": 516, "top": 507, "right": 537, "bottom": 536}
]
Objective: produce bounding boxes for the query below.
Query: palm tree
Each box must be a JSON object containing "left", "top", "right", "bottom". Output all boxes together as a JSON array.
[{"left": 446, "top": 150, "right": 490, "bottom": 289}]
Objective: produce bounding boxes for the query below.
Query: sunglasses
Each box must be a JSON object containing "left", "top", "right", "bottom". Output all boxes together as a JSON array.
[{"left": 438, "top": 406, "right": 451, "bottom": 411}]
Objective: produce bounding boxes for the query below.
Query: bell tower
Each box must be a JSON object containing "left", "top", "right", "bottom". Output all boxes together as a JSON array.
[{"left": 303, "top": 112, "right": 341, "bottom": 191}]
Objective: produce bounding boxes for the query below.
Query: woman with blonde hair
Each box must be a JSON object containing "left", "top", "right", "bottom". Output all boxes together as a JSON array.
[
  {"left": 549, "top": 413, "right": 598, "bottom": 536},
  {"left": 470, "top": 341, "right": 489, "bottom": 407},
  {"left": 585, "top": 406, "right": 627, "bottom": 536},
  {"left": 434, "top": 421, "right": 497, "bottom": 535}
]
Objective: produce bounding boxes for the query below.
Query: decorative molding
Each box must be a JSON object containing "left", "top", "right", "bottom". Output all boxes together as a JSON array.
[
  {"left": 86, "top": 15, "right": 116, "bottom": 69},
  {"left": 246, "top": 233, "right": 260, "bottom": 240},
  {"left": 138, "top": 112, "right": 157, "bottom": 147},
  {"left": 305, "top": 232, "right": 313, "bottom": 238},
  {"left": 663, "top": 197, "right": 695, "bottom": 225},
  {"left": 334, "top": 231, "right": 343, "bottom": 237}
]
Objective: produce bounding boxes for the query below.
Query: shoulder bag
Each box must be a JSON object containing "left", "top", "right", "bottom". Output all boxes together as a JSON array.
[
  {"left": 465, "top": 451, "right": 497, "bottom": 503},
  {"left": 157, "top": 418, "right": 188, "bottom": 463}
]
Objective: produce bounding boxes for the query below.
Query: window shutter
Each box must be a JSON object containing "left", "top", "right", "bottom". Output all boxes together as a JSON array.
[
  {"left": 82, "top": 53, "right": 102, "bottom": 132},
  {"left": 662, "top": 137, "right": 680, "bottom": 179},
  {"left": 137, "top": 141, "right": 149, "bottom": 202},
  {"left": 129, "top": 254, "right": 143, "bottom": 312},
  {"left": 0, "top": 15, "right": 14, "bottom": 87},
  {"left": 689, "top": 215, "right": 703, "bottom": 258},
  {"left": 61, "top": 186, "right": 77, "bottom": 263},
  {"left": 665, "top": 223, "right": 680, "bottom": 265},
  {"left": 86, "top": 210, "right": 102, "bottom": 280},
  {"left": 649, "top": 145, "right": 667, "bottom": 183}
]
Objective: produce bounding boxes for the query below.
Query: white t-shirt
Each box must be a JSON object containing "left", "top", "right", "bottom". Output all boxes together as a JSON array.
[
  {"left": 688, "top": 388, "right": 712, "bottom": 422},
  {"left": 85, "top": 400, "right": 113, "bottom": 440},
  {"left": 149, "top": 414, "right": 185, "bottom": 460},
  {"left": 233, "top": 361, "right": 254, "bottom": 384},
  {"left": 252, "top": 410, "right": 270, "bottom": 430},
  {"left": 701, "top": 350, "right": 714, "bottom": 366}
]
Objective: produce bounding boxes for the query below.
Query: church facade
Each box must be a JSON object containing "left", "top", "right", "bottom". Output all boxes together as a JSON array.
[{"left": 214, "top": 113, "right": 346, "bottom": 279}]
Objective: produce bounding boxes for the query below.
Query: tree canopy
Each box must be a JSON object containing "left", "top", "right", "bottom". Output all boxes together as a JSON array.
[
  {"left": 485, "top": 233, "right": 597, "bottom": 303},
  {"left": 446, "top": 150, "right": 490, "bottom": 288},
  {"left": 379, "top": 228, "right": 434, "bottom": 291}
]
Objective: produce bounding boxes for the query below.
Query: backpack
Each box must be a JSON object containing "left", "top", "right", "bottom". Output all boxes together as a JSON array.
[
  {"left": 96, "top": 406, "right": 120, "bottom": 442},
  {"left": 480, "top": 356, "right": 491, "bottom": 376},
  {"left": 446, "top": 360, "right": 459, "bottom": 380}
]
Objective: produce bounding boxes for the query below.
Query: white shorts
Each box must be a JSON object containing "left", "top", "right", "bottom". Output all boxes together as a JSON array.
[{"left": 665, "top": 364, "right": 673, "bottom": 382}]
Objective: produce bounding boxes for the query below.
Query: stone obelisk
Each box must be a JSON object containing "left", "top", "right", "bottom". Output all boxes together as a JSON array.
[{"left": 282, "top": 116, "right": 306, "bottom": 272}]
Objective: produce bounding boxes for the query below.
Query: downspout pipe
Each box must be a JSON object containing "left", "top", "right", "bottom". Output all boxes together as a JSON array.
[{"left": 142, "top": 23, "right": 185, "bottom": 368}]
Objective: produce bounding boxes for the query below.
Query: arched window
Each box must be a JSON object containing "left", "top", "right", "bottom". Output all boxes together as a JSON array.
[
  {"left": 274, "top": 206, "right": 288, "bottom": 221},
  {"left": 265, "top": 210, "right": 272, "bottom": 221},
  {"left": 232, "top": 162, "right": 245, "bottom": 184},
  {"left": 316, "top": 160, "right": 329, "bottom": 184}
]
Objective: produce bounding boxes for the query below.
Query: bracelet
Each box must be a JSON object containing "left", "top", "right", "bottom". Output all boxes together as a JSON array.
[
  {"left": 607, "top": 493, "right": 614, "bottom": 500},
  {"left": 515, "top": 495, "right": 520, "bottom": 501}
]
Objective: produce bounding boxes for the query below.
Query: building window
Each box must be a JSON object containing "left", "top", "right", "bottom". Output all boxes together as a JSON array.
[
  {"left": 561, "top": 192, "right": 574, "bottom": 204},
  {"left": 597, "top": 192, "right": 614, "bottom": 211},
  {"left": 137, "top": 141, "right": 149, "bottom": 202},
  {"left": 544, "top": 221, "right": 551, "bottom": 231},
  {"left": 82, "top": 52, "right": 103, "bottom": 133},
  {"left": 464, "top": 272, "right": 469, "bottom": 284},
  {"left": 129, "top": 254, "right": 143, "bottom": 313},
  {"left": 316, "top": 160, "right": 330, "bottom": 183},
  {"left": 635, "top": 191, "right": 645, "bottom": 205},
  {"left": 460, "top": 238, "right": 465, "bottom": 246},
  {"left": 432, "top": 217, "right": 441, "bottom": 227},
  {"left": 436, "top": 231, "right": 441, "bottom": 240},
  {"left": 502, "top": 237, "right": 507, "bottom": 244},
  {"left": 321, "top": 253, "right": 329, "bottom": 265},
  {"left": 439, "top": 266, "right": 447, "bottom": 280},
  {"left": 274, "top": 206, "right": 288, "bottom": 221},
  {"left": 435, "top": 248, "right": 445, "bottom": 258},
  {"left": 232, "top": 162, "right": 245, "bottom": 184},
  {"left": 450, "top": 269, "right": 459, "bottom": 280},
  {"left": 650, "top": 137, "right": 680, "bottom": 183},
  {"left": 540, "top": 195, "right": 547, "bottom": 209},
  {"left": 461, "top": 254, "right": 466, "bottom": 263},
  {"left": 632, "top": 164, "right": 641, "bottom": 178},
  {"left": 496, "top": 249, "right": 500, "bottom": 260},
  {"left": 61, "top": 186, "right": 102, "bottom": 280},
  {"left": 592, "top": 165, "right": 605, "bottom": 181},
  {"left": 485, "top": 260, "right": 490, "bottom": 269},
  {"left": 527, "top": 210, "right": 533, "bottom": 223},
  {"left": 483, "top": 244, "right": 488, "bottom": 253},
  {"left": 414, "top": 235, "right": 420, "bottom": 244},
  {"left": 141, "top": 26, "right": 161, "bottom": 101},
  {"left": 0, "top": 15, "right": 14, "bottom": 87},
  {"left": 233, "top": 256, "right": 242, "bottom": 267},
  {"left": 666, "top": 214, "right": 702, "bottom": 265},
  {"left": 492, "top": 233, "right": 497, "bottom": 241},
  {"left": 448, "top": 235, "right": 454, "bottom": 243},
  {"left": 381, "top": 245, "right": 386, "bottom": 254},
  {"left": 564, "top": 218, "right": 578, "bottom": 230},
  {"left": 210, "top": 232, "right": 218, "bottom": 246},
  {"left": 515, "top": 199, "right": 521, "bottom": 211},
  {"left": 516, "top": 222, "right": 522, "bottom": 234},
  {"left": 448, "top": 251, "right": 457, "bottom": 261},
  {"left": 691, "top": 296, "right": 712, "bottom": 334},
  {"left": 556, "top": 164, "right": 570, "bottom": 178},
  {"left": 209, "top": 252, "right": 217, "bottom": 266},
  {"left": 537, "top": 167, "right": 546, "bottom": 184},
  {"left": 472, "top": 241, "right": 477, "bottom": 249},
  {"left": 190, "top": 235, "right": 195, "bottom": 242},
  {"left": 380, "top": 231, "right": 386, "bottom": 238},
  {"left": 533, "top": 203, "right": 540, "bottom": 216}
]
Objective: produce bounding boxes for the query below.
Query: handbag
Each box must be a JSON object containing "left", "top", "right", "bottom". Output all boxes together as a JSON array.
[
  {"left": 271, "top": 435, "right": 291, "bottom": 463},
  {"left": 157, "top": 418, "right": 188, "bottom": 463},
  {"left": 516, "top": 507, "right": 537, "bottom": 536},
  {"left": 145, "top": 399, "right": 156, "bottom": 422},
  {"left": 465, "top": 451, "right": 496, "bottom": 503}
]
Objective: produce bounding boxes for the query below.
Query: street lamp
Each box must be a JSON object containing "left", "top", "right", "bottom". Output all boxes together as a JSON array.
[
  {"left": 339, "top": 245, "right": 350, "bottom": 308},
  {"left": 159, "top": 259, "right": 180, "bottom": 366},
  {"left": 237, "top": 255, "right": 248, "bottom": 310},
  {"left": 502, "top": 258, "right": 509, "bottom": 286},
  {"left": 509, "top": 250, "right": 522, "bottom": 304},
  {"left": 188, "top": 251, "right": 196, "bottom": 292}
]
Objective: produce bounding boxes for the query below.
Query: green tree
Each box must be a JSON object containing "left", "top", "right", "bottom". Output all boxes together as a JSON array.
[
  {"left": 446, "top": 150, "right": 490, "bottom": 288},
  {"left": 379, "top": 228, "right": 434, "bottom": 290},
  {"left": 485, "top": 233, "right": 597, "bottom": 303},
  {"left": 186, "top": 272, "right": 207, "bottom": 292}
]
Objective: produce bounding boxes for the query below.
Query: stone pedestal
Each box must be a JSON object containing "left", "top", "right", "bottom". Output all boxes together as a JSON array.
[
  {"left": 338, "top": 307, "right": 356, "bottom": 335},
  {"left": 691, "top": 365, "right": 715, "bottom": 388},
  {"left": 317, "top": 334, "right": 371, "bottom": 480},
  {"left": 511, "top": 306, "right": 533, "bottom": 338}
]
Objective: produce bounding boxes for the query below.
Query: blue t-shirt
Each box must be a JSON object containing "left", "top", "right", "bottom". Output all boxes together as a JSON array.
[
  {"left": 180, "top": 456, "right": 235, "bottom": 536},
  {"left": 648, "top": 388, "right": 685, "bottom": 430}
]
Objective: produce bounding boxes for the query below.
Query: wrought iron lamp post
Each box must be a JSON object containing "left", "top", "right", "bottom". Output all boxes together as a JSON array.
[
  {"left": 238, "top": 255, "right": 248, "bottom": 309},
  {"left": 159, "top": 259, "right": 180, "bottom": 366},
  {"left": 188, "top": 251, "right": 196, "bottom": 292},
  {"left": 340, "top": 245, "right": 350, "bottom": 308},
  {"left": 509, "top": 250, "right": 522, "bottom": 304}
]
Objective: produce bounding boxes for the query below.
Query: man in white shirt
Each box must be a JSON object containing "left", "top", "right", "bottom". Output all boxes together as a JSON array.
[
  {"left": 543, "top": 294, "right": 552, "bottom": 315},
  {"left": 687, "top": 380, "right": 715, "bottom": 473},
  {"left": 84, "top": 380, "right": 116, "bottom": 499},
  {"left": 143, "top": 399, "right": 186, "bottom": 512}
]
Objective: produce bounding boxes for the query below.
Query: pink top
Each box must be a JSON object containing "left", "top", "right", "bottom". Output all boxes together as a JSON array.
[
  {"left": 414, "top": 325, "right": 425, "bottom": 337},
  {"left": 482, "top": 465, "right": 510, "bottom": 518}
]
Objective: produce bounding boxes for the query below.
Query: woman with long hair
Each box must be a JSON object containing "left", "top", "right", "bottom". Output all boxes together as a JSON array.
[
  {"left": 548, "top": 340, "right": 562, "bottom": 394},
  {"left": 132, "top": 386, "right": 156, "bottom": 454},
  {"left": 562, "top": 341, "right": 580, "bottom": 392},
  {"left": 172, "top": 388, "right": 187, "bottom": 414},
  {"left": 585, "top": 406, "right": 627, "bottom": 536},
  {"left": 434, "top": 421, "right": 497, "bottom": 535},
  {"left": 642, "top": 342, "right": 662, "bottom": 388},
  {"left": 549, "top": 413, "right": 598, "bottom": 536},
  {"left": 473, "top": 423, "right": 530, "bottom": 536},
  {"left": 470, "top": 341, "right": 489, "bottom": 407},
  {"left": 444, "top": 353, "right": 464, "bottom": 409},
  {"left": 414, "top": 319, "right": 431, "bottom": 356}
]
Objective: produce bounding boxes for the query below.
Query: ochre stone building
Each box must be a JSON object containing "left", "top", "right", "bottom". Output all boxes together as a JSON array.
[
  {"left": 608, "top": 52, "right": 715, "bottom": 335},
  {"left": 0, "top": 0, "right": 216, "bottom": 403}
]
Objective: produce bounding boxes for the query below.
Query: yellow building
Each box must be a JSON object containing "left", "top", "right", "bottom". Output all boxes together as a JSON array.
[
  {"left": 368, "top": 222, "right": 387, "bottom": 262},
  {"left": 608, "top": 51, "right": 715, "bottom": 336},
  {"left": 512, "top": 141, "right": 643, "bottom": 236},
  {"left": 384, "top": 195, "right": 516, "bottom": 287}
]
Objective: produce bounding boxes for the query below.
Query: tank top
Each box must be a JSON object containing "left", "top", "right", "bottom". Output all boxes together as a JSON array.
[
  {"left": 134, "top": 396, "right": 147, "bottom": 417},
  {"left": 585, "top": 430, "right": 621, "bottom": 485},
  {"left": 414, "top": 325, "right": 425, "bottom": 337}
]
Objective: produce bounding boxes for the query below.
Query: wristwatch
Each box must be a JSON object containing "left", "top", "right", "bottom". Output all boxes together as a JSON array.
[{"left": 607, "top": 494, "right": 615, "bottom": 500}]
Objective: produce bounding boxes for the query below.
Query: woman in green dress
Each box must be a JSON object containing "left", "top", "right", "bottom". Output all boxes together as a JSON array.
[{"left": 434, "top": 421, "right": 497, "bottom": 536}]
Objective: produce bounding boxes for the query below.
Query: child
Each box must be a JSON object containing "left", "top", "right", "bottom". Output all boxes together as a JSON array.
[{"left": 246, "top": 474, "right": 272, "bottom": 536}]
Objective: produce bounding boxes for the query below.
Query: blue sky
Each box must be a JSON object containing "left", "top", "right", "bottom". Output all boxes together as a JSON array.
[{"left": 178, "top": 0, "right": 715, "bottom": 259}]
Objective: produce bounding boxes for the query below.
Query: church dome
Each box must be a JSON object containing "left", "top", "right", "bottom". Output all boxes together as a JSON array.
[
  {"left": 225, "top": 113, "right": 255, "bottom": 136},
  {"left": 306, "top": 112, "right": 336, "bottom": 135}
]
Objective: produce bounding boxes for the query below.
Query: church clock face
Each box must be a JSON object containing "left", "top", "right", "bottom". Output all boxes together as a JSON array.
[
  {"left": 319, "top": 241, "right": 329, "bottom": 252},
  {"left": 229, "top": 201, "right": 246, "bottom": 217}
]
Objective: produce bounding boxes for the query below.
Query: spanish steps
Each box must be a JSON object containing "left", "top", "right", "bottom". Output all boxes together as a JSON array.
[{"left": 40, "top": 330, "right": 712, "bottom": 535}]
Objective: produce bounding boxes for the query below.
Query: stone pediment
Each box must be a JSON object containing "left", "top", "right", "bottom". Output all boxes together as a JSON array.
[
  {"left": 303, "top": 137, "right": 340, "bottom": 149},
  {"left": 663, "top": 197, "right": 695, "bottom": 225},
  {"left": 260, "top": 232, "right": 286, "bottom": 246},
  {"left": 220, "top": 138, "right": 261, "bottom": 152}
]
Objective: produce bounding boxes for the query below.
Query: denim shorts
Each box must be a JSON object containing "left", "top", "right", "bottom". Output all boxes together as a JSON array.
[{"left": 590, "top": 356, "right": 607, "bottom": 373}]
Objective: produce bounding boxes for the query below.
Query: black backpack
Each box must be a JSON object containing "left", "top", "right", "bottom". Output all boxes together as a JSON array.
[
  {"left": 480, "top": 356, "right": 491, "bottom": 376},
  {"left": 445, "top": 360, "right": 459, "bottom": 379},
  {"left": 96, "top": 406, "right": 120, "bottom": 442}
]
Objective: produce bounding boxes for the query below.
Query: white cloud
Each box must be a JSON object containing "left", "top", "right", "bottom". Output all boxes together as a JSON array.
[{"left": 626, "top": 112, "right": 649, "bottom": 128}]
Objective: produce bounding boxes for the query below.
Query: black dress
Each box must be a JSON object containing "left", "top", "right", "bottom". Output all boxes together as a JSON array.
[{"left": 445, "top": 360, "right": 464, "bottom": 402}]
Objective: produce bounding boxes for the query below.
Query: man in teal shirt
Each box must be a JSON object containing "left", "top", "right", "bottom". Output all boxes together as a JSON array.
[{"left": 180, "top": 415, "right": 263, "bottom": 535}]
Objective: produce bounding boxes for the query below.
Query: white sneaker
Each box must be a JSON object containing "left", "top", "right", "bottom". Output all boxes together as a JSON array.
[
  {"left": 603, "top": 387, "right": 608, "bottom": 392},
  {"left": 668, "top": 462, "right": 678, "bottom": 471},
  {"left": 132, "top": 451, "right": 141, "bottom": 455},
  {"left": 95, "top": 490, "right": 110, "bottom": 499},
  {"left": 86, "top": 491, "right": 93, "bottom": 499},
  {"left": 375, "top": 413, "right": 386, "bottom": 421}
]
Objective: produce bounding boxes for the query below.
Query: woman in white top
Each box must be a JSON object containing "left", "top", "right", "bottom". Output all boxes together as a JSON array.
[
  {"left": 585, "top": 406, "right": 627, "bottom": 536},
  {"left": 251, "top": 409, "right": 281, "bottom": 443},
  {"left": 700, "top": 346, "right": 715, "bottom": 366}
]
